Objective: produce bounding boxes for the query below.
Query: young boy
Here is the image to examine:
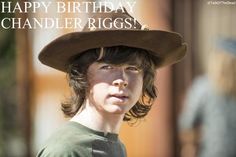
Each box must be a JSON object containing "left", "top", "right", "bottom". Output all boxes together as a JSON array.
[{"left": 37, "top": 7, "right": 186, "bottom": 157}]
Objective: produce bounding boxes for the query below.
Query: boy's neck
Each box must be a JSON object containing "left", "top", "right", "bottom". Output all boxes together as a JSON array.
[{"left": 70, "top": 103, "right": 124, "bottom": 134}]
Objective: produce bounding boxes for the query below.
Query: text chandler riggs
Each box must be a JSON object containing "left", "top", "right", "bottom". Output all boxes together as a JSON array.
[{"left": 1, "top": 1, "right": 137, "bottom": 29}]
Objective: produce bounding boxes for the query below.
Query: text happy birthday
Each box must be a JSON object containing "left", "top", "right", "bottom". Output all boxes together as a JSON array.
[{"left": 0, "top": 1, "right": 137, "bottom": 29}]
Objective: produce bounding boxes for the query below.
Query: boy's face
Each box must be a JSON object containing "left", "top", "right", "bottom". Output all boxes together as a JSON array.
[{"left": 86, "top": 62, "right": 143, "bottom": 115}]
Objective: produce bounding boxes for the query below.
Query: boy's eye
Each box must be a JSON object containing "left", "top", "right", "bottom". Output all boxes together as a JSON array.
[
  {"left": 126, "top": 66, "right": 140, "bottom": 72},
  {"left": 100, "top": 65, "right": 113, "bottom": 70}
]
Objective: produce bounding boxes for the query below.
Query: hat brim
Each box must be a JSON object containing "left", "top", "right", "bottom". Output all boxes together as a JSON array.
[{"left": 39, "top": 30, "right": 187, "bottom": 72}]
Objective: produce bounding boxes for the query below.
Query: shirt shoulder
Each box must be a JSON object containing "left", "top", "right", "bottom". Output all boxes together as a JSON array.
[
  {"left": 37, "top": 144, "right": 87, "bottom": 157},
  {"left": 37, "top": 122, "right": 93, "bottom": 157}
]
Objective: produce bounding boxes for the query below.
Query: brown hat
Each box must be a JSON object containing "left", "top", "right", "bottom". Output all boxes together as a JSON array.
[{"left": 38, "top": 7, "right": 187, "bottom": 72}]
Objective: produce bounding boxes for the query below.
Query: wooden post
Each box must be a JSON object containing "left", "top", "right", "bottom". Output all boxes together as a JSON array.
[{"left": 15, "top": 1, "right": 33, "bottom": 156}]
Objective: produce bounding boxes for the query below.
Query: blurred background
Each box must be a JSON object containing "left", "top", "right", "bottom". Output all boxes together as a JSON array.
[{"left": 0, "top": 0, "right": 236, "bottom": 157}]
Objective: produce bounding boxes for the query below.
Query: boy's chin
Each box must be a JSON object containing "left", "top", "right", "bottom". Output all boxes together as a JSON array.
[{"left": 104, "top": 104, "right": 132, "bottom": 115}]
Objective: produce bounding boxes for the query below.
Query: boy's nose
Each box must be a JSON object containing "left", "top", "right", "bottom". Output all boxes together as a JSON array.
[{"left": 112, "top": 79, "right": 128, "bottom": 88}]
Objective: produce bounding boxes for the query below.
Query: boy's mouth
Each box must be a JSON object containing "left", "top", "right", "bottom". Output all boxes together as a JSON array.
[{"left": 108, "top": 94, "right": 129, "bottom": 100}]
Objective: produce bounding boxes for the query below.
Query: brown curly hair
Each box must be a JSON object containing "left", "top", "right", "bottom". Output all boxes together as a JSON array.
[{"left": 61, "top": 46, "right": 158, "bottom": 121}]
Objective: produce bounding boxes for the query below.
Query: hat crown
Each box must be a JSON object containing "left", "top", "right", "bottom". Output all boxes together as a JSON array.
[
  {"left": 38, "top": 6, "right": 187, "bottom": 72},
  {"left": 82, "top": 6, "right": 142, "bottom": 31}
]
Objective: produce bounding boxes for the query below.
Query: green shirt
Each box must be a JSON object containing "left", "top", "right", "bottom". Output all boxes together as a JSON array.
[{"left": 37, "top": 121, "right": 127, "bottom": 157}]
